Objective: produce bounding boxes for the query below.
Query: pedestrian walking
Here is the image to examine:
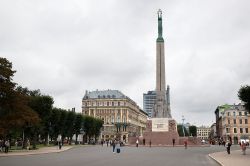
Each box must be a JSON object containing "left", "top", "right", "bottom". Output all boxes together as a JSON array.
[
  {"left": 27, "top": 139, "right": 30, "bottom": 150},
  {"left": 59, "top": 141, "right": 62, "bottom": 149},
  {"left": 4, "top": 140, "right": 10, "bottom": 153},
  {"left": 15, "top": 140, "right": 18, "bottom": 150},
  {"left": 0, "top": 140, "right": 3, "bottom": 152},
  {"left": 172, "top": 139, "right": 175, "bottom": 147},
  {"left": 101, "top": 140, "right": 104, "bottom": 146},
  {"left": 149, "top": 140, "right": 151, "bottom": 148},
  {"left": 226, "top": 141, "right": 231, "bottom": 154},
  {"left": 106, "top": 140, "right": 109, "bottom": 147},
  {"left": 241, "top": 142, "right": 246, "bottom": 155},
  {"left": 136, "top": 139, "right": 139, "bottom": 147},
  {"left": 112, "top": 140, "right": 117, "bottom": 153},
  {"left": 184, "top": 140, "right": 187, "bottom": 149}
]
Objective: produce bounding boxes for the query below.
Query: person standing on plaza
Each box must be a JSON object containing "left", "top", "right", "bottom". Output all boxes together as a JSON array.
[
  {"left": 149, "top": 140, "right": 152, "bottom": 148},
  {"left": 241, "top": 142, "right": 246, "bottom": 155},
  {"left": 226, "top": 141, "right": 231, "bottom": 154},
  {"left": 101, "top": 140, "right": 103, "bottom": 146},
  {"left": 27, "top": 139, "right": 30, "bottom": 150},
  {"left": 112, "top": 140, "right": 116, "bottom": 153},
  {"left": 4, "top": 140, "right": 10, "bottom": 153},
  {"left": 0, "top": 140, "right": 3, "bottom": 152},
  {"left": 15, "top": 140, "right": 18, "bottom": 150},
  {"left": 136, "top": 139, "right": 139, "bottom": 148},
  {"left": 184, "top": 140, "right": 187, "bottom": 149},
  {"left": 172, "top": 139, "right": 175, "bottom": 147},
  {"left": 106, "top": 140, "right": 109, "bottom": 147}
]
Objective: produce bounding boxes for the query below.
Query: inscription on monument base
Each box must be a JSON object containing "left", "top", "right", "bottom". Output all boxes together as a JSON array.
[{"left": 152, "top": 118, "right": 170, "bottom": 132}]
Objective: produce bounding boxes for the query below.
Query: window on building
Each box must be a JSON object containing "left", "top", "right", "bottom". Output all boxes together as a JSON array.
[
  {"left": 107, "top": 102, "right": 109, "bottom": 106},
  {"left": 240, "top": 128, "right": 243, "bottom": 133},
  {"left": 234, "top": 119, "right": 236, "bottom": 124},
  {"left": 226, "top": 128, "right": 230, "bottom": 133},
  {"left": 239, "top": 112, "right": 242, "bottom": 116},
  {"left": 246, "top": 128, "right": 249, "bottom": 133},
  {"left": 228, "top": 119, "right": 230, "bottom": 124},
  {"left": 118, "top": 102, "right": 120, "bottom": 106},
  {"left": 112, "top": 102, "right": 114, "bottom": 106},
  {"left": 240, "top": 119, "right": 242, "bottom": 124},
  {"left": 234, "top": 128, "right": 237, "bottom": 133},
  {"left": 245, "top": 119, "right": 248, "bottom": 124},
  {"left": 245, "top": 112, "right": 248, "bottom": 116},
  {"left": 233, "top": 112, "right": 236, "bottom": 116},
  {"left": 227, "top": 112, "right": 230, "bottom": 116}
]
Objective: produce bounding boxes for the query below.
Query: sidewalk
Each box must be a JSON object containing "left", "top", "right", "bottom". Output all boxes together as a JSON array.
[
  {"left": 209, "top": 148, "right": 250, "bottom": 166},
  {"left": 0, "top": 146, "right": 73, "bottom": 157}
]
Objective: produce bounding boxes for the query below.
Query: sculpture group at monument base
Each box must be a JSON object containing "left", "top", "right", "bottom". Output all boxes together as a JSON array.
[{"left": 142, "top": 118, "right": 180, "bottom": 145}]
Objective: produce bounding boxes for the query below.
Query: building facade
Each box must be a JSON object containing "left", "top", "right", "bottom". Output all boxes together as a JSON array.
[
  {"left": 215, "top": 103, "right": 250, "bottom": 144},
  {"left": 143, "top": 86, "right": 170, "bottom": 117},
  {"left": 209, "top": 123, "right": 217, "bottom": 143},
  {"left": 82, "top": 90, "right": 148, "bottom": 143},
  {"left": 197, "top": 126, "right": 211, "bottom": 141}
]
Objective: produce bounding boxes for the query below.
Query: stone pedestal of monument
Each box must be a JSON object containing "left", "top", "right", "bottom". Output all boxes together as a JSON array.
[{"left": 143, "top": 118, "right": 179, "bottom": 145}]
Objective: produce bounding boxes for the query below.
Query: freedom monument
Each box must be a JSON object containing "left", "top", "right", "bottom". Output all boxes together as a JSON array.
[{"left": 143, "top": 9, "right": 179, "bottom": 145}]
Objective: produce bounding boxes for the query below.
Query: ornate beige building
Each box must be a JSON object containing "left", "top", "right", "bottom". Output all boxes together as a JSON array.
[
  {"left": 215, "top": 103, "right": 250, "bottom": 144},
  {"left": 82, "top": 90, "right": 148, "bottom": 142}
]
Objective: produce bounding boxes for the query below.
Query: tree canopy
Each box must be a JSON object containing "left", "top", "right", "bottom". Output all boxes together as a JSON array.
[
  {"left": 189, "top": 125, "right": 197, "bottom": 137},
  {"left": 0, "top": 57, "right": 103, "bottom": 146},
  {"left": 238, "top": 85, "right": 250, "bottom": 113}
]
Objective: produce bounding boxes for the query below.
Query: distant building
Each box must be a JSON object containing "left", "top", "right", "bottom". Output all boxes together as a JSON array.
[
  {"left": 197, "top": 126, "right": 211, "bottom": 141},
  {"left": 209, "top": 123, "right": 217, "bottom": 143},
  {"left": 215, "top": 103, "right": 250, "bottom": 144},
  {"left": 82, "top": 90, "right": 148, "bottom": 143},
  {"left": 143, "top": 85, "right": 170, "bottom": 117}
]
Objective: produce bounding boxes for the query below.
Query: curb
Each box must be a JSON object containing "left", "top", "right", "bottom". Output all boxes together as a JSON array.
[
  {"left": 0, "top": 146, "right": 73, "bottom": 157},
  {"left": 208, "top": 153, "right": 224, "bottom": 166}
]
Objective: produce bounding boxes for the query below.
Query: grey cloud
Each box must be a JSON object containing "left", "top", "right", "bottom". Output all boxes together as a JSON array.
[{"left": 1, "top": 0, "right": 250, "bottom": 126}]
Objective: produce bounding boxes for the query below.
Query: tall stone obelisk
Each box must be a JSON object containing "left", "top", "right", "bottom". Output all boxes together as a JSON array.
[
  {"left": 152, "top": 9, "right": 171, "bottom": 118},
  {"left": 142, "top": 10, "right": 179, "bottom": 145}
]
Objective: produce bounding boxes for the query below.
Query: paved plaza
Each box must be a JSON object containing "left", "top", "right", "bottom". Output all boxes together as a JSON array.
[{"left": 0, "top": 145, "right": 244, "bottom": 166}]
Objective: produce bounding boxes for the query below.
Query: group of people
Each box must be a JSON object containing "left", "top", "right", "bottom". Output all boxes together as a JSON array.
[
  {"left": 0, "top": 140, "right": 10, "bottom": 153},
  {"left": 225, "top": 140, "right": 249, "bottom": 155},
  {"left": 239, "top": 141, "right": 248, "bottom": 155}
]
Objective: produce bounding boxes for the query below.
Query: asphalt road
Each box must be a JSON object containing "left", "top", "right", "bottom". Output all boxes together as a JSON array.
[{"left": 0, "top": 145, "right": 236, "bottom": 166}]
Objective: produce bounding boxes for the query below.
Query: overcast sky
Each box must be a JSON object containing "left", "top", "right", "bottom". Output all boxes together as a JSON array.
[{"left": 1, "top": 0, "right": 250, "bottom": 126}]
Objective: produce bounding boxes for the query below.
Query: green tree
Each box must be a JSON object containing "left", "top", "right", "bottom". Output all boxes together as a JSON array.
[
  {"left": 238, "top": 85, "right": 250, "bottom": 113},
  {"left": 0, "top": 58, "right": 40, "bottom": 138},
  {"left": 65, "top": 111, "right": 76, "bottom": 144},
  {"left": 83, "top": 116, "right": 94, "bottom": 143},
  {"left": 58, "top": 109, "right": 68, "bottom": 143},
  {"left": 29, "top": 94, "right": 54, "bottom": 144},
  {"left": 93, "top": 118, "right": 103, "bottom": 141},
  {"left": 74, "top": 113, "right": 83, "bottom": 144},
  {"left": 50, "top": 108, "right": 62, "bottom": 142},
  {"left": 189, "top": 125, "right": 197, "bottom": 137}
]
